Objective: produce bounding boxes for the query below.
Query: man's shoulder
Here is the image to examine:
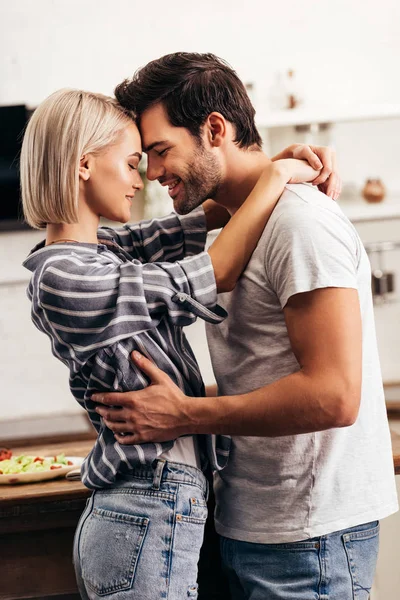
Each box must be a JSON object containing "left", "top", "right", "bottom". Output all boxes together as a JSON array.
[
  {"left": 257, "top": 184, "right": 358, "bottom": 260},
  {"left": 265, "top": 183, "right": 347, "bottom": 233},
  {"left": 276, "top": 183, "right": 339, "bottom": 216}
]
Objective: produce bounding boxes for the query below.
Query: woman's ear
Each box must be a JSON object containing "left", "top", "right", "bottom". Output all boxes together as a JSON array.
[
  {"left": 79, "top": 155, "right": 91, "bottom": 181},
  {"left": 206, "top": 112, "right": 226, "bottom": 148}
]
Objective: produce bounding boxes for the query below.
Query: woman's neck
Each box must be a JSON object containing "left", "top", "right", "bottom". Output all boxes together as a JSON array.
[{"left": 46, "top": 203, "right": 100, "bottom": 245}]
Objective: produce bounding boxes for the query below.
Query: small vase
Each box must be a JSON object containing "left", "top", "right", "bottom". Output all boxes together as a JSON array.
[{"left": 362, "top": 179, "right": 385, "bottom": 203}]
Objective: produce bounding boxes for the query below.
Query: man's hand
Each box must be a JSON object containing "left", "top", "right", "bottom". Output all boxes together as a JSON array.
[
  {"left": 271, "top": 144, "right": 341, "bottom": 200},
  {"left": 92, "top": 352, "right": 192, "bottom": 445}
]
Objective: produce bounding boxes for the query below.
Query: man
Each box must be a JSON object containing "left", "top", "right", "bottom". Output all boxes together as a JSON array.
[{"left": 94, "top": 53, "right": 398, "bottom": 599}]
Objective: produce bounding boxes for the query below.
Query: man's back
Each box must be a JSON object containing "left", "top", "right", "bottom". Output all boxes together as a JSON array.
[{"left": 206, "top": 183, "right": 398, "bottom": 543}]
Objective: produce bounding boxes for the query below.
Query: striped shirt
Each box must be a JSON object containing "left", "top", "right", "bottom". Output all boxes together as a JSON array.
[{"left": 23, "top": 208, "right": 231, "bottom": 489}]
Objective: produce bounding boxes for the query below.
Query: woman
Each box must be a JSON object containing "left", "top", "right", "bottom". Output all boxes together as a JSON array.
[{"left": 21, "top": 88, "right": 320, "bottom": 599}]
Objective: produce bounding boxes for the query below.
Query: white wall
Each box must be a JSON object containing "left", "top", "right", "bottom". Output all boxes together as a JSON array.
[
  {"left": 1, "top": 0, "right": 400, "bottom": 107},
  {"left": 2, "top": 0, "right": 400, "bottom": 192}
]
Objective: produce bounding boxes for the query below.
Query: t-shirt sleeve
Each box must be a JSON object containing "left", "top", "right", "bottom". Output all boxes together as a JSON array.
[
  {"left": 98, "top": 207, "right": 207, "bottom": 263},
  {"left": 265, "top": 204, "right": 360, "bottom": 309},
  {"left": 38, "top": 249, "right": 225, "bottom": 358}
]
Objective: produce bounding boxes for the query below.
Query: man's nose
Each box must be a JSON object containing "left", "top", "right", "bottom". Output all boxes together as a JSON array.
[{"left": 146, "top": 159, "right": 164, "bottom": 182}]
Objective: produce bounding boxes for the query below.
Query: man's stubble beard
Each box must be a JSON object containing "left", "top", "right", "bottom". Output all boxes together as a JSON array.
[{"left": 174, "top": 142, "right": 223, "bottom": 215}]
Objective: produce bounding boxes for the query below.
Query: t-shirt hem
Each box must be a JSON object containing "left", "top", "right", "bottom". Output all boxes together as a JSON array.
[
  {"left": 215, "top": 502, "right": 399, "bottom": 544},
  {"left": 280, "top": 277, "right": 358, "bottom": 309}
]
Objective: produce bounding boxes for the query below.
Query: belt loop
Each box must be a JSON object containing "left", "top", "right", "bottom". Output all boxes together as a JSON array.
[{"left": 152, "top": 459, "right": 166, "bottom": 490}]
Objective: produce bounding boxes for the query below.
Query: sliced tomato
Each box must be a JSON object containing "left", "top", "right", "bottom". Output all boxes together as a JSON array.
[
  {"left": 0, "top": 449, "right": 12, "bottom": 461},
  {"left": 50, "top": 465, "right": 63, "bottom": 470}
]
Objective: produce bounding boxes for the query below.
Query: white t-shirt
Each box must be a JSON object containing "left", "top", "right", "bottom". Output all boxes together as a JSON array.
[
  {"left": 160, "top": 436, "right": 201, "bottom": 469},
  {"left": 206, "top": 183, "right": 398, "bottom": 544}
]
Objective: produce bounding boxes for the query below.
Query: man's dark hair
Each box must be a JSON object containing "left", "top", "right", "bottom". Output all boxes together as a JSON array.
[{"left": 115, "top": 52, "right": 262, "bottom": 150}]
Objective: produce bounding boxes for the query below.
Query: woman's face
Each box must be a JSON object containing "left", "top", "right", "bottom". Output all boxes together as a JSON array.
[{"left": 83, "top": 122, "right": 144, "bottom": 223}]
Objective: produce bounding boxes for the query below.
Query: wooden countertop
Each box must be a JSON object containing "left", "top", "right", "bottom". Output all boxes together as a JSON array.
[
  {"left": 1, "top": 429, "right": 400, "bottom": 508},
  {"left": 0, "top": 440, "right": 93, "bottom": 507}
]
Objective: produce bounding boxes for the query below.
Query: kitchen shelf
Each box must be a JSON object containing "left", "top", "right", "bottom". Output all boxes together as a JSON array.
[
  {"left": 256, "top": 103, "right": 400, "bottom": 129},
  {"left": 338, "top": 195, "right": 400, "bottom": 223}
]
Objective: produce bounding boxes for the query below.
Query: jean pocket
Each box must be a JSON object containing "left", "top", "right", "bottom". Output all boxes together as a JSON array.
[
  {"left": 188, "top": 496, "right": 208, "bottom": 521},
  {"left": 80, "top": 507, "right": 149, "bottom": 596},
  {"left": 342, "top": 522, "right": 380, "bottom": 599}
]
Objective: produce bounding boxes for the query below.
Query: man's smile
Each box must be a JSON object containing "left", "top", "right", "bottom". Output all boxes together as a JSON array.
[{"left": 159, "top": 177, "right": 184, "bottom": 199}]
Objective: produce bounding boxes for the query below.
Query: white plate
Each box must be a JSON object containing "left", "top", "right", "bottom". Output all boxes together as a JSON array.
[{"left": 0, "top": 456, "right": 84, "bottom": 485}]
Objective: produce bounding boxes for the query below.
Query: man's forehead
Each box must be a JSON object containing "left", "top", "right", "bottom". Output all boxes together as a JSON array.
[{"left": 140, "top": 103, "right": 181, "bottom": 150}]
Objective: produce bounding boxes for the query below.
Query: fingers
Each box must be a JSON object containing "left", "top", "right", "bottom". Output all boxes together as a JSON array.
[
  {"left": 103, "top": 419, "right": 133, "bottom": 434},
  {"left": 131, "top": 351, "right": 167, "bottom": 383},
  {"left": 319, "top": 174, "right": 342, "bottom": 200},
  {"left": 95, "top": 405, "right": 126, "bottom": 423},
  {"left": 114, "top": 433, "right": 137, "bottom": 445},
  {"left": 92, "top": 392, "right": 130, "bottom": 406},
  {"left": 292, "top": 145, "right": 323, "bottom": 171},
  {"left": 311, "top": 155, "right": 333, "bottom": 187},
  {"left": 317, "top": 152, "right": 342, "bottom": 200}
]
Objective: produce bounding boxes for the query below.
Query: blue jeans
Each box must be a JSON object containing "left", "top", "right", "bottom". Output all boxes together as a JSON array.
[
  {"left": 220, "top": 521, "right": 380, "bottom": 600},
  {"left": 73, "top": 460, "right": 208, "bottom": 599}
]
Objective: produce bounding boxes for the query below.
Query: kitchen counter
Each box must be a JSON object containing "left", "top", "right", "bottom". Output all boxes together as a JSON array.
[
  {"left": 0, "top": 440, "right": 93, "bottom": 600},
  {"left": 1, "top": 430, "right": 400, "bottom": 600}
]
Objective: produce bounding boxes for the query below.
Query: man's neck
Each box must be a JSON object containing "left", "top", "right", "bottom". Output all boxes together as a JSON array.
[{"left": 213, "top": 151, "right": 272, "bottom": 215}]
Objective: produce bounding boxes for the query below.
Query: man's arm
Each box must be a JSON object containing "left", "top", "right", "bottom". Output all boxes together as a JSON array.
[{"left": 93, "top": 286, "right": 362, "bottom": 443}]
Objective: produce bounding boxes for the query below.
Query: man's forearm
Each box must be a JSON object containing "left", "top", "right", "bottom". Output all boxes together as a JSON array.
[{"left": 187, "top": 369, "right": 359, "bottom": 437}]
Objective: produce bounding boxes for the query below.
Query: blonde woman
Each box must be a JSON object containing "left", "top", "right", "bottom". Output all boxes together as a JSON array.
[{"left": 21, "top": 89, "right": 321, "bottom": 599}]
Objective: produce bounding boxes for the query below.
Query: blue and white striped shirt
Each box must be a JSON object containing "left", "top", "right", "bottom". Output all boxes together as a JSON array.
[{"left": 23, "top": 208, "right": 231, "bottom": 489}]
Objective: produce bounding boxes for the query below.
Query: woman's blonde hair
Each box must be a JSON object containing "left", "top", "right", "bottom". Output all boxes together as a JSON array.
[{"left": 21, "top": 89, "right": 135, "bottom": 229}]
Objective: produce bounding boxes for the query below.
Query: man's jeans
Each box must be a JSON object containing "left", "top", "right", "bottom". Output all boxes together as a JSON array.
[
  {"left": 220, "top": 520, "right": 380, "bottom": 600},
  {"left": 73, "top": 460, "right": 208, "bottom": 599}
]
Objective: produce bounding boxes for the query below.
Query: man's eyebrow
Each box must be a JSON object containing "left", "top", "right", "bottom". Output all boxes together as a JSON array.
[
  {"left": 128, "top": 152, "right": 143, "bottom": 160},
  {"left": 143, "top": 141, "right": 168, "bottom": 153}
]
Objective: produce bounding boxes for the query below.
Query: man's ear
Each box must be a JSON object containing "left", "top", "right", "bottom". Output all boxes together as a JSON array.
[
  {"left": 206, "top": 112, "right": 226, "bottom": 148},
  {"left": 79, "top": 155, "right": 91, "bottom": 181}
]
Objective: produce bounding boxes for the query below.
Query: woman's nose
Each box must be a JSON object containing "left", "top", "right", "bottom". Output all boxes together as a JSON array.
[{"left": 134, "top": 172, "right": 144, "bottom": 191}]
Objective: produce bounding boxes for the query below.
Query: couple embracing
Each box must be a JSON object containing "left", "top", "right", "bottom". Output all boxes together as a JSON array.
[{"left": 22, "top": 52, "right": 397, "bottom": 600}]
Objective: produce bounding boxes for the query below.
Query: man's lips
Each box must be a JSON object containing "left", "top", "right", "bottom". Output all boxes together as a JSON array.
[{"left": 159, "top": 177, "right": 183, "bottom": 199}]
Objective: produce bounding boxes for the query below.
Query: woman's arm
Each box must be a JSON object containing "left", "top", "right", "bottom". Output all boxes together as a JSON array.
[
  {"left": 203, "top": 144, "right": 340, "bottom": 232},
  {"left": 271, "top": 144, "right": 341, "bottom": 200},
  {"left": 99, "top": 208, "right": 207, "bottom": 263},
  {"left": 207, "top": 159, "right": 320, "bottom": 292}
]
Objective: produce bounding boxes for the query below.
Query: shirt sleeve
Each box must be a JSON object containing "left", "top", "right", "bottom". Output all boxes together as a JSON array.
[
  {"left": 265, "top": 203, "right": 360, "bottom": 309},
  {"left": 38, "top": 249, "right": 225, "bottom": 358},
  {"left": 97, "top": 207, "right": 207, "bottom": 264}
]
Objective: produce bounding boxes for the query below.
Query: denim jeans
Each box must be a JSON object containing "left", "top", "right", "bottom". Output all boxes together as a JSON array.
[
  {"left": 220, "top": 520, "right": 380, "bottom": 600},
  {"left": 73, "top": 460, "right": 208, "bottom": 599}
]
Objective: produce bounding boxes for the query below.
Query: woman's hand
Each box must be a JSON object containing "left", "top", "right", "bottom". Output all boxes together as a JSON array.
[
  {"left": 273, "top": 158, "right": 321, "bottom": 186},
  {"left": 271, "top": 144, "right": 342, "bottom": 200}
]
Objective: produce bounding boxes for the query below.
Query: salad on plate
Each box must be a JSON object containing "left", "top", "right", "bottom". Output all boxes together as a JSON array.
[{"left": 0, "top": 449, "right": 84, "bottom": 484}]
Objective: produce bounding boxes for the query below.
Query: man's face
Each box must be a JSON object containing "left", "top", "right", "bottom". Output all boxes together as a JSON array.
[{"left": 140, "top": 103, "right": 222, "bottom": 214}]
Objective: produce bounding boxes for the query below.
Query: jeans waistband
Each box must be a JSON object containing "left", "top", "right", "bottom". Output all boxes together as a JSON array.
[{"left": 116, "top": 459, "right": 208, "bottom": 496}]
